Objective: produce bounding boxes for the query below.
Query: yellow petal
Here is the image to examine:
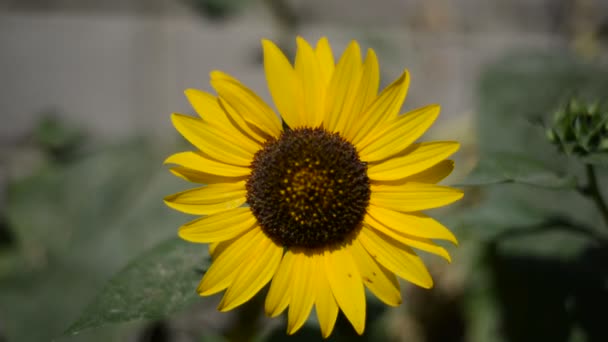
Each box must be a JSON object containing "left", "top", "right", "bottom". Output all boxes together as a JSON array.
[
  {"left": 184, "top": 88, "right": 225, "bottom": 122},
  {"left": 262, "top": 39, "right": 303, "bottom": 128},
  {"left": 405, "top": 160, "right": 455, "bottom": 184},
  {"left": 351, "top": 70, "right": 410, "bottom": 145},
  {"left": 164, "top": 152, "right": 250, "bottom": 177},
  {"left": 197, "top": 228, "right": 265, "bottom": 295},
  {"left": 164, "top": 181, "right": 246, "bottom": 215},
  {"left": 364, "top": 215, "right": 452, "bottom": 262},
  {"left": 315, "top": 37, "right": 335, "bottom": 86},
  {"left": 178, "top": 207, "right": 256, "bottom": 243},
  {"left": 366, "top": 205, "right": 457, "bottom": 244},
  {"left": 169, "top": 166, "right": 248, "bottom": 184},
  {"left": 287, "top": 252, "right": 316, "bottom": 334},
  {"left": 208, "top": 242, "right": 218, "bottom": 258},
  {"left": 374, "top": 160, "right": 455, "bottom": 187},
  {"left": 358, "top": 226, "right": 433, "bottom": 289},
  {"left": 183, "top": 89, "right": 263, "bottom": 150},
  {"left": 370, "top": 182, "right": 464, "bottom": 212},
  {"left": 210, "top": 71, "right": 282, "bottom": 137},
  {"left": 265, "top": 250, "right": 295, "bottom": 317},
  {"left": 324, "top": 246, "right": 366, "bottom": 335},
  {"left": 343, "top": 49, "right": 380, "bottom": 140},
  {"left": 218, "top": 236, "right": 283, "bottom": 311},
  {"left": 295, "top": 36, "right": 324, "bottom": 127},
  {"left": 324, "top": 41, "right": 363, "bottom": 134},
  {"left": 358, "top": 104, "right": 440, "bottom": 161},
  {"left": 351, "top": 238, "right": 401, "bottom": 306},
  {"left": 314, "top": 253, "right": 339, "bottom": 339},
  {"left": 367, "top": 142, "right": 460, "bottom": 181},
  {"left": 209, "top": 237, "right": 236, "bottom": 260},
  {"left": 171, "top": 113, "right": 254, "bottom": 166}
]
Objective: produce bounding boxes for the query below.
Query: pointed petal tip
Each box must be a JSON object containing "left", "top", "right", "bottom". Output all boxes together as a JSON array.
[
  {"left": 196, "top": 284, "right": 213, "bottom": 297},
  {"left": 163, "top": 154, "right": 176, "bottom": 165},
  {"left": 420, "top": 277, "right": 434, "bottom": 289},
  {"left": 216, "top": 301, "right": 229, "bottom": 312},
  {"left": 176, "top": 228, "right": 196, "bottom": 243},
  {"left": 217, "top": 294, "right": 244, "bottom": 312},
  {"left": 286, "top": 322, "right": 300, "bottom": 336},
  {"left": 261, "top": 38, "right": 280, "bottom": 51},
  {"left": 317, "top": 36, "right": 329, "bottom": 43}
]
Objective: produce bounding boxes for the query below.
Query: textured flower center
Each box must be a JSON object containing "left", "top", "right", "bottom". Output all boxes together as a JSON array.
[{"left": 246, "top": 127, "right": 371, "bottom": 248}]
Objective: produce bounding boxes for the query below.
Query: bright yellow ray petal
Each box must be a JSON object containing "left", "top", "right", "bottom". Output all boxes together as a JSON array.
[
  {"left": 265, "top": 250, "right": 295, "bottom": 317},
  {"left": 324, "top": 246, "right": 366, "bottom": 335},
  {"left": 218, "top": 236, "right": 283, "bottom": 311},
  {"left": 178, "top": 207, "right": 256, "bottom": 243},
  {"left": 216, "top": 97, "right": 273, "bottom": 144},
  {"left": 208, "top": 242, "right": 218, "bottom": 258},
  {"left": 287, "top": 252, "right": 316, "bottom": 334},
  {"left": 209, "top": 237, "right": 237, "bottom": 260},
  {"left": 358, "top": 105, "right": 440, "bottom": 161},
  {"left": 366, "top": 205, "right": 457, "bottom": 244},
  {"left": 358, "top": 227, "right": 433, "bottom": 289},
  {"left": 324, "top": 41, "right": 363, "bottom": 134},
  {"left": 364, "top": 215, "right": 452, "bottom": 262},
  {"left": 314, "top": 253, "right": 339, "bottom": 339},
  {"left": 164, "top": 181, "right": 246, "bottom": 215},
  {"left": 295, "top": 37, "right": 324, "bottom": 127},
  {"left": 350, "top": 70, "right": 410, "bottom": 145},
  {"left": 169, "top": 166, "right": 248, "bottom": 184},
  {"left": 351, "top": 238, "right": 401, "bottom": 306},
  {"left": 373, "top": 160, "right": 455, "bottom": 187},
  {"left": 315, "top": 37, "right": 335, "bottom": 86},
  {"left": 262, "top": 39, "right": 304, "bottom": 128},
  {"left": 184, "top": 88, "right": 225, "bottom": 122},
  {"left": 171, "top": 113, "right": 254, "bottom": 166},
  {"left": 367, "top": 142, "right": 459, "bottom": 181},
  {"left": 406, "top": 160, "right": 455, "bottom": 184},
  {"left": 183, "top": 89, "right": 263, "bottom": 149},
  {"left": 164, "top": 152, "right": 250, "bottom": 177},
  {"left": 210, "top": 71, "right": 282, "bottom": 137},
  {"left": 343, "top": 48, "right": 380, "bottom": 140},
  {"left": 370, "top": 182, "right": 463, "bottom": 212},
  {"left": 197, "top": 228, "right": 265, "bottom": 295}
]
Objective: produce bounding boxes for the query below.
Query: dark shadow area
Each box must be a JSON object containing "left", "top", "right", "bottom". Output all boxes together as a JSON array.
[{"left": 486, "top": 240, "right": 608, "bottom": 342}]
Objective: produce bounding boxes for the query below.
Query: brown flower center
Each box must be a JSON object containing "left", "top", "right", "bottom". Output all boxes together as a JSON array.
[{"left": 246, "top": 127, "right": 370, "bottom": 248}]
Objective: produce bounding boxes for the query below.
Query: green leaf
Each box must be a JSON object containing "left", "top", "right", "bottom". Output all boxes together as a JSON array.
[
  {"left": 1, "top": 139, "right": 188, "bottom": 341},
  {"left": 66, "top": 237, "right": 208, "bottom": 336},
  {"left": 458, "top": 152, "right": 576, "bottom": 189}
]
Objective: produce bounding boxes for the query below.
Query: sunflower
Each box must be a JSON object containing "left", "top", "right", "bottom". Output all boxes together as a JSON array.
[{"left": 165, "top": 37, "right": 463, "bottom": 338}]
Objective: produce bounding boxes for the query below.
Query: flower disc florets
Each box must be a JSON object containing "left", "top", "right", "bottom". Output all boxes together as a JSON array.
[{"left": 246, "top": 127, "right": 370, "bottom": 248}]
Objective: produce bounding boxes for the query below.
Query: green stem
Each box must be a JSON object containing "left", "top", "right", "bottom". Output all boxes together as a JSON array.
[{"left": 583, "top": 164, "right": 608, "bottom": 228}]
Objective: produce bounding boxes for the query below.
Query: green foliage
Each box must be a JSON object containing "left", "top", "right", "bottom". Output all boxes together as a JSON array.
[
  {"left": 0, "top": 139, "right": 187, "bottom": 341},
  {"left": 546, "top": 98, "right": 608, "bottom": 156},
  {"left": 459, "top": 152, "right": 576, "bottom": 189},
  {"left": 461, "top": 50, "right": 608, "bottom": 342},
  {"left": 66, "top": 237, "right": 208, "bottom": 335}
]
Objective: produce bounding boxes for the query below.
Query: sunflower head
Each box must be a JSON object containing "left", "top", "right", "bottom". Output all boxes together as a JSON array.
[{"left": 165, "top": 36, "right": 463, "bottom": 338}]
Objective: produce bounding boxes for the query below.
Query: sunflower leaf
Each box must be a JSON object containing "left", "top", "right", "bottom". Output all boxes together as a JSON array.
[
  {"left": 65, "top": 237, "right": 208, "bottom": 336},
  {"left": 459, "top": 152, "right": 576, "bottom": 189}
]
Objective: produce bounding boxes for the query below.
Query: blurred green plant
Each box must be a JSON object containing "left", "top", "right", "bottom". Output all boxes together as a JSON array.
[
  {"left": 546, "top": 99, "right": 608, "bottom": 158},
  {"left": 459, "top": 51, "right": 608, "bottom": 342}
]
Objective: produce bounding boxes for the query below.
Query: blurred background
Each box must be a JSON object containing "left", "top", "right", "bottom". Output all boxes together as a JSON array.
[{"left": 1, "top": 0, "right": 608, "bottom": 341}]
